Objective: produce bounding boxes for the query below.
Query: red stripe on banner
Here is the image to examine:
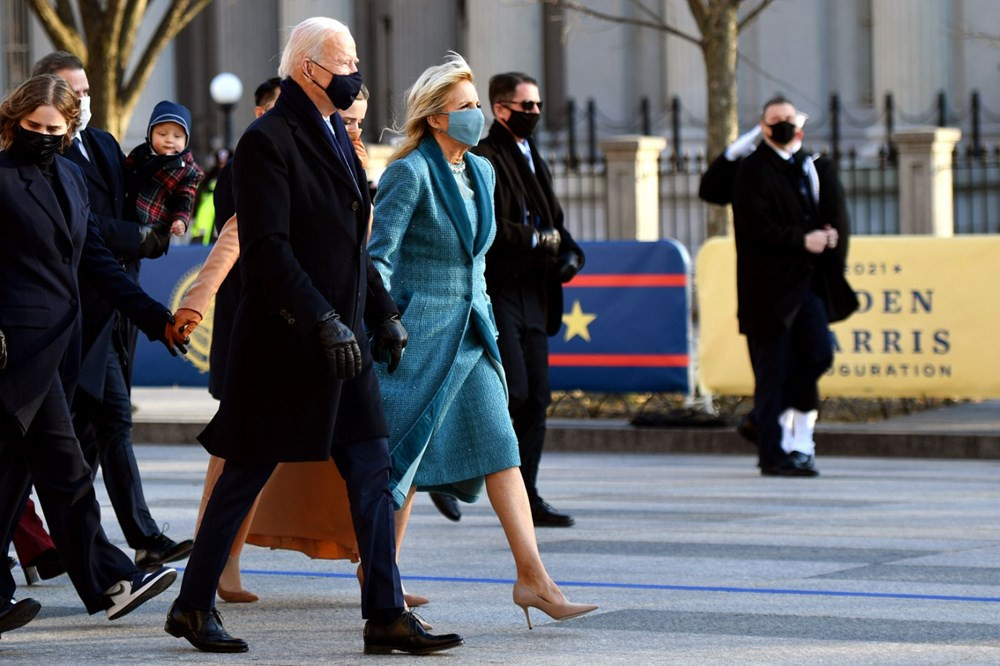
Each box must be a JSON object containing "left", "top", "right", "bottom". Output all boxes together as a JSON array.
[
  {"left": 566, "top": 274, "right": 687, "bottom": 287},
  {"left": 549, "top": 354, "right": 689, "bottom": 367}
]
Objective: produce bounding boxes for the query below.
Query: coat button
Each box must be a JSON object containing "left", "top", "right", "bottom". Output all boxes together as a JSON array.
[
  {"left": 464, "top": 294, "right": 472, "bottom": 302},
  {"left": 62, "top": 256, "right": 70, "bottom": 264},
  {"left": 352, "top": 201, "right": 360, "bottom": 211},
  {"left": 288, "top": 318, "right": 296, "bottom": 325}
]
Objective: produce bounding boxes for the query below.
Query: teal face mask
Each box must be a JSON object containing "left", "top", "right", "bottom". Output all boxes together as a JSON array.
[{"left": 444, "top": 107, "right": 485, "bottom": 147}]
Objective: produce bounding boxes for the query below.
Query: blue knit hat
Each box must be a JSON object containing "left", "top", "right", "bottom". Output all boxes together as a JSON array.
[{"left": 147, "top": 100, "right": 192, "bottom": 148}]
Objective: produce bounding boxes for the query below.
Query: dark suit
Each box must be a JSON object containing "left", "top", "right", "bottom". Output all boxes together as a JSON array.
[
  {"left": 472, "top": 121, "right": 584, "bottom": 506},
  {"left": 732, "top": 144, "right": 858, "bottom": 468},
  {"left": 64, "top": 127, "right": 161, "bottom": 548},
  {"left": 177, "top": 79, "right": 403, "bottom": 622},
  {"left": 698, "top": 152, "right": 741, "bottom": 205},
  {"left": 207, "top": 161, "right": 237, "bottom": 399},
  {"left": 0, "top": 151, "right": 168, "bottom": 612}
]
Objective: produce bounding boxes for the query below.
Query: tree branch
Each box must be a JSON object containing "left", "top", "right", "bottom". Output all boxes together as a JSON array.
[
  {"left": 686, "top": 0, "right": 708, "bottom": 29},
  {"left": 541, "top": 0, "right": 702, "bottom": 46},
  {"left": 26, "top": 0, "right": 87, "bottom": 61},
  {"left": 118, "top": 0, "right": 148, "bottom": 77},
  {"left": 738, "top": 0, "right": 776, "bottom": 31}
]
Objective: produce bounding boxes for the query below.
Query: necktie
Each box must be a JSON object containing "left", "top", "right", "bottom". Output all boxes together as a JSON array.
[
  {"left": 327, "top": 119, "right": 360, "bottom": 195},
  {"left": 74, "top": 136, "right": 90, "bottom": 162}
]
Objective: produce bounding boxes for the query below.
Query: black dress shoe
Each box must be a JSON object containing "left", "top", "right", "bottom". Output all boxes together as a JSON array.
[
  {"left": 761, "top": 456, "right": 819, "bottom": 477},
  {"left": 788, "top": 450, "right": 819, "bottom": 474},
  {"left": 135, "top": 533, "right": 194, "bottom": 571},
  {"left": 364, "top": 610, "right": 463, "bottom": 655},
  {"left": 0, "top": 597, "right": 42, "bottom": 636},
  {"left": 24, "top": 548, "right": 65, "bottom": 582},
  {"left": 165, "top": 600, "right": 248, "bottom": 653},
  {"left": 531, "top": 500, "right": 575, "bottom": 527},
  {"left": 429, "top": 492, "right": 461, "bottom": 522},
  {"left": 736, "top": 414, "right": 757, "bottom": 443}
]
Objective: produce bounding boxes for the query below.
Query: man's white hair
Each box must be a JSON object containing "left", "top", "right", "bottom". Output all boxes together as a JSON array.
[{"left": 277, "top": 17, "right": 350, "bottom": 79}]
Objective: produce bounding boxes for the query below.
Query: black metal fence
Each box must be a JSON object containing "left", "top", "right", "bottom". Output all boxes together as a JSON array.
[{"left": 953, "top": 145, "right": 1000, "bottom": 235}]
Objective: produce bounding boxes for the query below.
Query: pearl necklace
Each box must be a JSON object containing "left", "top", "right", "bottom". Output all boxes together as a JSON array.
[{"left": 449, "top": 160, "right": 466, "bottom": 174}]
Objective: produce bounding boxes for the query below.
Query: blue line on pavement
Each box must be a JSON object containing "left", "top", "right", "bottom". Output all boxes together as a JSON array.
[{"left": 174, "top": 568, "right": 1000, "bottom": 604}]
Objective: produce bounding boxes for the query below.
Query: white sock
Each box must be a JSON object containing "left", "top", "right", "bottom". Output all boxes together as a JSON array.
[
  {"left": 779, "top": 408, "right": 795, "bottom": 453},
  {"left": 791, "top": 409, "right": 818, "bottom": 456}
]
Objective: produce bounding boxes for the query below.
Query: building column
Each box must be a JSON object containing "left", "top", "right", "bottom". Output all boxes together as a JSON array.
[
  {"left": 892, "top": 127, "right": 961, "bottom": 236},
  {"left": 600, "top": 135, "right": 667, "bottom": 240}
]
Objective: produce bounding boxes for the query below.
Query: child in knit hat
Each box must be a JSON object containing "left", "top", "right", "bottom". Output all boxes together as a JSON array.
[{"left": 125, "top": 100, "right": 204, "bottom": 249}]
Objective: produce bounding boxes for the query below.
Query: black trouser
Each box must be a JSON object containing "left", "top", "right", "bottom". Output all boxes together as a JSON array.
[
  {"left": 0, "top": 376, "right": 136, "bottom": 613},
  {"left": 74, "top": 347, "right": 159, "bottom": 548},
  {"left": 745, "top": 289, "right": 834, "bottom": 468},
  {"left": 178, "top": 437, "right": 404, "bottom": 622},
  {"left": 493, "top": 280, "right": 551, "bottom": 505}
]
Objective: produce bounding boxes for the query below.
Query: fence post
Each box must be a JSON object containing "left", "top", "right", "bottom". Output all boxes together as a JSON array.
[
  {"left": 599, "top": 135, "right": 668, "bottom": 240},
  {"left": 936, "top": 91, "right": 947, "bottom": 127},
  {"left": 885, "top": 92, "right": 896, "bottom": 163},
  {"left": 971, "top": 90, "right": 981, "bottom": 157},
  {"left": 892, "top": 126, "right": 962, "bottom": 236},
  {"left": 640, "top": 96, "right": 651, "bottom": 136},
  {"left": 586, "top": 98, "right": 597, "bottom": 164},
  {"left": 567, "top": 99, "right": 578, "bottom": 169},
  {"left": 830, "top": 93, "right": 840, "bottom": 161},
  {"left": 671, "top": 96, "right": 681, "bottom": 161}
]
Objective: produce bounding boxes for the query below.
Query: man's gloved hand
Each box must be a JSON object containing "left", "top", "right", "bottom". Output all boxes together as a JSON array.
[
  {"left": 160, "top": 313, "right": 188, "bottom": 357},
  {"left": 555, "top": 252, "right": 582, "bottom": 283},
  {"left": 536, "top": 227, "right": 561, "bottom": 256},
  {"left": 317, "top": 310, "right": 362, "bottom": 380},
  {"left": 137, "top": 223, "right": 171, "bottom": 259},
  {"left": 724, "top": 125, "right": 762, "bottom": 161},
  {"left": 372, "top": 313, "right": 408, "bottom": 374},
  {"left": 167, "top": 308, "right": 201, "bottom": 348},
  {"left": 0, "top": 328, "right": 7, "bottom": 372}
]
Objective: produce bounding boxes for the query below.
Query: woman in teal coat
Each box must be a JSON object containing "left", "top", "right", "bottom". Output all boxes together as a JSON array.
[{"left": 369, "top": 54, "right": 596, "bottom": 629}]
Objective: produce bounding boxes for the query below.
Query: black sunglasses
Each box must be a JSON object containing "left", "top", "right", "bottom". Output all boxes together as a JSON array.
[{"left": 502, "top": 99, "right": 543, "bottom": 112}]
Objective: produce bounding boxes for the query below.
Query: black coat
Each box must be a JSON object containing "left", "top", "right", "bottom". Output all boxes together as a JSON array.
[
  {"left": 0, "top": 152, "right": 168, "bottom": 434},
  {"left": 199, "top": 79, "right": 397, "bottom": 463},
  {"left": 62, "top": 127, "right": 143, "bottom": 400},
  {"left": 731, "top": 144, "right": 858, "bottom": 338},
  {"left": 472, "top": 121, "right": 584, "bottom": 336},
  {"left": 207, "top": 161, "right": 237, "bottom": 399}
]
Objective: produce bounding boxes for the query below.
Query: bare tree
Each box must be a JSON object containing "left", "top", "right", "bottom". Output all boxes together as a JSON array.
[
  {"left": 542, "top": 0, "right": 775, "bottom": 236},
  {"left": 27, "top": 0, "right": 212, "bottom": 140}
]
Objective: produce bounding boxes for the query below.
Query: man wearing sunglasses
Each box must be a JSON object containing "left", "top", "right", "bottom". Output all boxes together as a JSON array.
[{"left": 461, "top": 72, "right": 584, "bottom": 527}]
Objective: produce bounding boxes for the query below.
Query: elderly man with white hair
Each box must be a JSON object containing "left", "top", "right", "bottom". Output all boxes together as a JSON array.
[{"left": 163, "top": 17, "right": 462, "bottom": 655}]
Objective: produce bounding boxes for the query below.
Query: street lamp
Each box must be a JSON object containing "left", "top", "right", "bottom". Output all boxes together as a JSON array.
[{"left": 209, "top": 72, "right": 243, "bottom": 151}]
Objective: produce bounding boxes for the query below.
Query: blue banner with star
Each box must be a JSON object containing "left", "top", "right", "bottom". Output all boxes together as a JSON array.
[{"left": 548, "top": 240, "right": 692, "bottom": 394}]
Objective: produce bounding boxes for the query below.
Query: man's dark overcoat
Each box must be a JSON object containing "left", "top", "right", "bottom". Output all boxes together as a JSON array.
[
  {"left": 731, "top": 145, "right": 858, "bottom": 339},
  {"left": 472, "top": 121, "right": 583, "bottom": 336},
  {"left": 199, "top": 79, "right": 396, "bottom": 463}
]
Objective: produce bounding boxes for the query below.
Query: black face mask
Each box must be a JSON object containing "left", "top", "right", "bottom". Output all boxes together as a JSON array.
[
  {"left": 309, "top": 61, "right": 363, "bottom": 110},
  {"left": 10, "top": 126, "right": 64, "bottom": 165},
  {"left": 767, "top": 120, "right": 796, "bottom": 145},
  {"left": 504, "top": 109, "right": 541, "bottom": 138}
]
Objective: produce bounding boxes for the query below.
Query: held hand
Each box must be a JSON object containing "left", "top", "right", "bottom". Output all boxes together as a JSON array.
[
  {"left": 173, "top": 308, "right": 203, "bottom": 336},
  {"left": 824, "top": 225, "right": 839, "bottom": 250},
  {"left": 373, "top": 314, "right": 408, "bottom": 374},
  {"left": 804, "top": 229, "right": 829, "bottom": 254},
  {"left": 170, "top": 219, "right": 187, "bottom": 237},
  {"left": 537, "top": 227, "right": 561, "bottom": 256},
  {"left": 0, "top": 328, "right": 7, "bottom": 372},
  {"left": 137, "top": 223, "right": 170, "bottom": 259},
  {"left": 555, "top": 252, "right": 582, "bottom": 283},
  {"left": 161, "top": 314, "right": 188, "bottom": 357},
  {"left": 317, "top": 310, "right": 363, "bottom": 380}
]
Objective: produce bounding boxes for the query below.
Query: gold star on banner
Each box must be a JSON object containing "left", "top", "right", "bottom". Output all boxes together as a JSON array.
[{"left": 562, "top": 299, "right": 597, "bottom": 342}]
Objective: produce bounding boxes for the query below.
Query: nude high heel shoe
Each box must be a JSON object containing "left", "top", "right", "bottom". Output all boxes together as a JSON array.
[
  {"left": 512, "top": 583, "right": 598, "bottom": 630},
  {"left": 217, "top": 586, "right": 259, "bottom": 603}
]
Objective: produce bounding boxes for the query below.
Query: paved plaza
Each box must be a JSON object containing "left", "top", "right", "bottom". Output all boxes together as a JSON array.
[{"left": 2, "top": 445, "right": 998, "bottom": 664}]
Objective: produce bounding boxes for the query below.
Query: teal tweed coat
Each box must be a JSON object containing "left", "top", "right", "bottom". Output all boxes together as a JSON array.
[{"left": 370, "top": 137, "right": 519, "bottom": 508}]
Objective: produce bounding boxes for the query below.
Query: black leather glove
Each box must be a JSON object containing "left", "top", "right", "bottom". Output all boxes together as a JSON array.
[
  {"left": 555, "top": 251, "right": 582, "bottom": 283},
  {"left": 137, "top": 223, "right": 170, "bottom": 259},
  {"left": 317, "top": 310, "right": 362, "bottom": 380},
  {"left": 160, "top": 313, "right": 188, "bottom": 357},
  {"left": 372, "top": 313, "right": 408, "bottom": 374},
  {"left": 0, "top": 328, "right": 7, "bottom": 372},
  {"left": 536, "top": 227, "right": 561, "bottom": 256}
]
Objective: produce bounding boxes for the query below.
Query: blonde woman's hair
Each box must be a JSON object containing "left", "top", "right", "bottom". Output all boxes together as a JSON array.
[
  {"left": 0, "top": 74, "right": 80, "bottom": 150},
  {"left": 389, "top": 52, "right": 474, "bottom": 163},
  {"left": 277, "top": 17, "right": 349, "bottom": 79}
]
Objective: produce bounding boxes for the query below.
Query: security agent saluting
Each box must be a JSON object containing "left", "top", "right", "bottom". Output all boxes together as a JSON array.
[{"left": 470, "top": 72, "right": 584, "bottom": 527}]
